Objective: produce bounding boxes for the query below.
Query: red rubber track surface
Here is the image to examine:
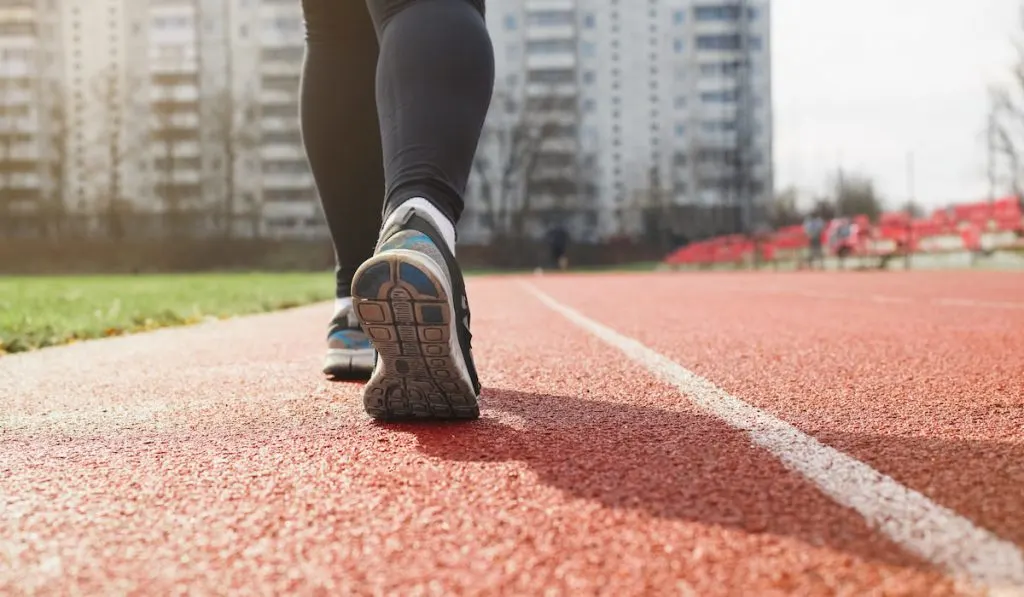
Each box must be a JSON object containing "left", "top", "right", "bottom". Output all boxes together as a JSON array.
[{"left": 1, "top": 270, "right": 1020, "bottom": 595}]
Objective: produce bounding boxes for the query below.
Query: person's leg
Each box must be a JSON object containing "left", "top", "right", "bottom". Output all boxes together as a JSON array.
[
  {"left": 350, "top": 0, "right": 494, "bottom": 420},
  {"left": 300, "top": 0, "right": 382, "bottom": 378}
]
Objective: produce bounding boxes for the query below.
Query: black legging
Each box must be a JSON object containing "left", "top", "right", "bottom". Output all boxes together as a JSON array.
[{"left": 300, "top": 0, "right": 494, "bottom": 298}]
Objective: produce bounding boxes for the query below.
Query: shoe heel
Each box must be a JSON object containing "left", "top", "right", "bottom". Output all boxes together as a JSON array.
[{"left": 351, "top": 253, "right": 479, "bottom": 420}]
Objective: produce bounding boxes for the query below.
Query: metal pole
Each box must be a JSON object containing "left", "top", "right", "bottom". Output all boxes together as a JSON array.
[
  {"left": 904, "top": 150, "right": 914, "bottom": 270},
  {"left": 987, "top": 110, "right": 997, "bottom": 203},
  {"left": 733, "top": 0, "right": 753, "bottom": 238}
]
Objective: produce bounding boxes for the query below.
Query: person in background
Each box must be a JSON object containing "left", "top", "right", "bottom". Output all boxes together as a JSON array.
[
  {"left": 803, "top": 213, "right": 825, "bottom": 270},
  {"left": 547, "top": 224, "right": 570, "bottom": 271},
  {"left": 302, "top": 0, "right": 494, "bottom": 419}
]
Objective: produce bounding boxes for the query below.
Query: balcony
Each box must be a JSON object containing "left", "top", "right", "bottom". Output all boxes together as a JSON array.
[
  {"left": 150, "top": 85, "right": 200, "bottom": 103},
  {"left": 526, "top": 53, "right": 576, "bottom": 71},
  {"left": 262, "top": 195, "right": 319, "bottom": 217},
  {"left": 260, "top": 116, "right": 299, "bottom": 132},
  {"left": 262, "top": 172, "right": 314, "bottom": 189},
  {"left": 150, "top": 140, "right": 200, "bottom": 158},
  {"left": 259, "top": 88, "right": 298, "bottom": 106},
  {"left": 260, "top": 144, "right": 304, "bottom": 161},
  {"left": 525, "top": 25, "right": 575, "bottom": 41},
  {"left": 5, "top": 172, "right": 41, "bottom": 188},
  {"left": 260, "top": 60, "right": 301, "bottom": 78},
  {"left": 152, "top": 169, "right": 201, "bottom": 185}
]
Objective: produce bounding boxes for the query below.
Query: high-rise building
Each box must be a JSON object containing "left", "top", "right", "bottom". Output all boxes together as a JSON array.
[
  {"left": 467, "top": 0, "right": 772, "bottom": 243},
  {"left": 51, "top": 0, "right": 319, "bottom": 239},
  {"left": 60, "top": 0, "right": 149, "bottom": 230},
  {"left": 213, "top": 0, "right": 323, "bottom": 240},
  {"left": 146, "top": 0, "right": 224, "bottom": 235},
  {"left": 244, "top": 0, "right": 325, "bottom": 240},
  {"left": 0, "top": 0, "right": 64, "bottom": 235},
  {"left": 57, "top": 0, "right": 231, "bottom": 235}
]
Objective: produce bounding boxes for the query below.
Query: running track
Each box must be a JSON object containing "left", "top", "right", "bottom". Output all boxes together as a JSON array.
[{"left": 2, "top": 271, "right": 1023, "bottom": 596}]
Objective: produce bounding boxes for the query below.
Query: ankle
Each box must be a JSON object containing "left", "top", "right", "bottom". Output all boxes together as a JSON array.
[{"left": 384, "top": 197, "right": 457, "bottom": 255}]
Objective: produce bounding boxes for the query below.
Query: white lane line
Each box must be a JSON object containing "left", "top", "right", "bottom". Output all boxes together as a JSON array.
[
  {"left": 523, "top": 282, "right": 1024, "bottom": 593},
  {"left": 931, "top": 298, "right": 1024, "bottom": 310},
  {"left": 767, "top": 289, "right": 1024, "bottom": 310}
]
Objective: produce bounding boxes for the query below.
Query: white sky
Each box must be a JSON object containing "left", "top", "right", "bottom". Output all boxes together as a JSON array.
[{"left": 772, "top": 0, "right": 1020, "bottom": 209}]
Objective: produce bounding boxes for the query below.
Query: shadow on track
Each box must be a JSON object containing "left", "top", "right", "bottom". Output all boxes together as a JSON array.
[{"left": 378, "top": 387, "right": 1024, "bottom": 574}]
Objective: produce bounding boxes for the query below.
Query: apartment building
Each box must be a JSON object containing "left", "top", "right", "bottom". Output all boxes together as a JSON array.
[
  {"left": 0, "top": 0, "right": 63, "bottom": 235},
  {"left": 62, "top": 0, "right": 320, "bottom": 239},
  {"left": 59, "top": 0, "right": 149, "bottom": 230},
  {"left": 146, "top": 0, "right": 212, "bottom": 234},
  {"left": 248, "top": 0, "right": 325, "bottom": 240},
  {"left": 469, "top": 0, "right": 772, "bottom": 243}
]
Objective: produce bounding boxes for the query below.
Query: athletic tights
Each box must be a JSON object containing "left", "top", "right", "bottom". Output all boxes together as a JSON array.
[{"left": 299, "top": 0, "right": 494, "bottom": 298}]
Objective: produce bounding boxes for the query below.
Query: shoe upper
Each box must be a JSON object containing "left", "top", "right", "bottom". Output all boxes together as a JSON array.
[{"left": 327, "top": 304, "right": 372, "bottom": 352}]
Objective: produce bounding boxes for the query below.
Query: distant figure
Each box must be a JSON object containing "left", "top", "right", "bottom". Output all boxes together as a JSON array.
[
  {"left": 547, "top": 225, "right": 570, "bottom": 271},
  {"left": 803, "top": 214, "right": 825, "bottom": 270}
]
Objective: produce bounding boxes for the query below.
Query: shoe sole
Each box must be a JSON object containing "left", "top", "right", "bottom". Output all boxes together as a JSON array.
[
  {"left": 322, "top": 349, "right": 375, "bottom": 380},
  {"left": 350, "top": 250, "right": 480, "bottom": 421}
]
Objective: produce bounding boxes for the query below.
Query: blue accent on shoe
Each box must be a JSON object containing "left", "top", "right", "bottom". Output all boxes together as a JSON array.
[
  {"left": 398, "top": 262, "right": 438, "bottom": 297},
  {"left": 353, "top": 261, "right": 391, "bottom": 298},
  {"left": 328, "top": 328, "right": 372, "bottom": 350},
  {"left": 378, "top": 231, "right": 434, "bottom": 254}
]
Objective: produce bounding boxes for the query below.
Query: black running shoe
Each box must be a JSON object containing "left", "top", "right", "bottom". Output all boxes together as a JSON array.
[{"left": 349, "top": 203, "right": 481, "bottom": 420}]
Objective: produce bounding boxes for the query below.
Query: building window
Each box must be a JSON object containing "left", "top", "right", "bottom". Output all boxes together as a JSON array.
[
  {"left": 504, "top": 14, "right": 517, "bottom": 29},
  {"left": 582, "top": 71, "right": 595, "bottom": 84},
  {"left": 749, "top": 36, "right": 763, "bottom": 51},
  {"left": 696, "top": 35, "right": 742, "bottom": 50},
  {"left": 700, "top": 89, "right": 739, "bottom": 103},
  {"left": 674, "top": 96, "right": 686, "bottom": 109},
  {"left": 673, "top": 10, "right": 684, "bottom": 24},
  {"left": 695, "top": 5, "right": 758, "bottom": 21},
  {"left": 700, "top": 120, "right": 737, "bottom": 133},
  {"left": 527, "top": 39, "right": 575, "bottom": 54},
  {"left": 583, "top": 13, "right": 595, "bottom": 28},
  {"left": 673, "top": 39, "right": 684, "bottom": 53},
  {"left": 675, "top": 124, "right": 685, "bottom": 137},
  {"left": 526, "top": 10, "right": 575, "bottom": 27},
  {"left": 581, "top": 41, "right": 596, "bottom": 57},
  {"left": 700, "top": 61, "right": 742, "bottom": 76}
]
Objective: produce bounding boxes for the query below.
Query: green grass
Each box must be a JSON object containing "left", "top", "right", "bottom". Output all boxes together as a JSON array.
[
  {"left": 0, "top": 272, "right": 334, "bottom": 355},
  {"left": 0, "top": 263, "right": 664, "bottom": 355}
]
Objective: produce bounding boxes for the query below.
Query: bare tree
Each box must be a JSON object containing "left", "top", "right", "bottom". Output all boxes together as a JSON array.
[
  {"left": 900, "top": 200, "right": 925, "bottom": 218},
  {"left": 0, "top": 75, "right": 41, "bottom": 237},
  {"left": 37, "top": 80, "right": 69, "bottom": 238},
  {"left": 209, "top": 88, "right": 260, "bottom": 238},
  {"left": 767, "top": 186, "right": 805, "bottom": 228},
  {"left": 692, "top": 143, "right": 744, "bottom": 237},
  {"left": 987, "top": 3, "right": 1024, "bottom": 198},
  {"left": 471, "top": 88, "right": 574, "bottom": 240},
  {"left": 829, "top": 169, "right": 884, "bottom": 220},
  {"left": 990, "top": 83, "right": 1024, "bottom": 198},
  {"left": 0, "top": 77, "right": 14, "bottom": 235},
  {"left": 151, "top": 81, "right": 197, "bottom": 238},
  {"left": 633, "top": 164, "right": 679, "bottom": 249},
  {"left": 86, "top": 67, "right": 147, "bottom": 240}
]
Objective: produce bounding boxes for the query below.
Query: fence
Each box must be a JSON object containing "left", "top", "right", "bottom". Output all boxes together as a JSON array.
[
  {"left": 663, "top": 196, "right": 1024, "bottom": 269},
  {"left": 0, "top": 236, "right": 665, "bottom": 275}
]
